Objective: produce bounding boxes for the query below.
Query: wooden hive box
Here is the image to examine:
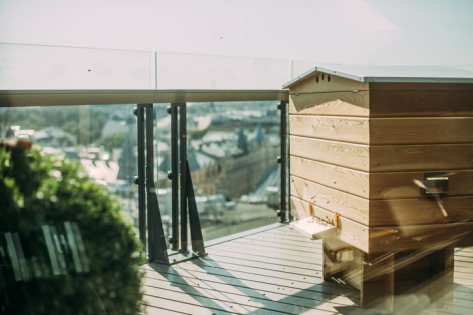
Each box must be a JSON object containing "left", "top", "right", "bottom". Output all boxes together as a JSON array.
[
  {"left": 284, "top": 65, "right": 473, "bottom": 253},
  {"left": 284, "top": 65, "right": 473, "bottom": 308}
]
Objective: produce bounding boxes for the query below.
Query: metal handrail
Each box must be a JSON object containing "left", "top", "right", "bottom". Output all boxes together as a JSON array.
[{"left": 0, "top": 89, "right": 289, "bottom": 107}]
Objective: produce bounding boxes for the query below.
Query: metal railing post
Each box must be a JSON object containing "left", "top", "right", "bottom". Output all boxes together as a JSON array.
[
  {"left": 169, "top": 103, "right": 180, "bottom": 251},
  {"left": 277, "top": 101, "right": 289, "bottom": 223},
  {"left": 144, "top": 104, "right": 169, "bottom": 263},
  {"left": 179, "top": 103, "right": 188, "bottom": 252},
  {"left": 134, "top": 105, "right": 147, "bottom": 245}
]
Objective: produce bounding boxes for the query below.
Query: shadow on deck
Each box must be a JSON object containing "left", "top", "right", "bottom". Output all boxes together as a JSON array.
[{"left": 140, "top": 224, "right": 473, "bottom": 315}]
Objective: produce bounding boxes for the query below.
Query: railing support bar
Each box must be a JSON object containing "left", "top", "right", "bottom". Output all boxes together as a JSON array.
[
  {"left": 278, "top": 101, "right": 289, "bottom": 223},
  {"left": 135, "top": 105, "right": 147, "bottom": 245},
  {"left": 169, "top": 103, "right": 180, "bottom": 250},
  {"left": 144, "top": 104, "right": 169, "bottom": 263},
  {"left": 179, "top": 103, "right": 188, "bottom": 252}
]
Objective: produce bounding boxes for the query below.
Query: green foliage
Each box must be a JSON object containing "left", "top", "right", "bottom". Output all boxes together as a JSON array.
[{"left": 0, "top": 146, "right": 144, "bottom": 315}]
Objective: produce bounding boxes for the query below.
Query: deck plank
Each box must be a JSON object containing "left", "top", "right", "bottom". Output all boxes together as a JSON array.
[{"left": 141, "top": 225, "right": 473, "bottom": 315}]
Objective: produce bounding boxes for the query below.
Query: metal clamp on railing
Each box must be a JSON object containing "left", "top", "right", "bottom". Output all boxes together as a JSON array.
[
  {"left": 277, "top": 100, "right": 290, "bottom": 223},
  {"left": 135, "top": 102, "right": 206, "bottom": 264},
  {"left": 134, "top": 104, "right": 170, "bottom": 264}
]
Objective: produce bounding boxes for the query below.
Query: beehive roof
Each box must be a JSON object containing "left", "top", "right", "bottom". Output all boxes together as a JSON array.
[{"left": 283, "top": 65, "right": 473, "bottom": 88}]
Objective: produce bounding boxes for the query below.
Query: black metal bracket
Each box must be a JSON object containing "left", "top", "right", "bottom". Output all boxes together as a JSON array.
[
  {"left": 135, "top": 104, "right": 169, "bottom": 264},
  {"left": 421, "top": 172, "right": 449, "bottom": 197},
  {"left": 166, "top": 102, "right": 206, "bottom": 264},
  {"left": 277, "top": 100, "right": 290, "bottom": 223},
  {"left": 135, "top": 103, "right": 206, "bottom": 264}
]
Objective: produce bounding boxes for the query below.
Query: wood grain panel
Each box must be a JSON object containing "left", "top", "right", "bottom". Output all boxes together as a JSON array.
[
  {"left": 289, "top": 91, "right": 370, "bottom": 117},
  {"left": 370, "top": 144, "right": 473, "bottom": 172},
  {"left": 291, "top": 136, "right": 370, "bottom": 172},
  {"left": 370, "top": 170, "right": 473, "bottom": 200},
  {"left": 289, "top": 71, "right": 369, "bottom": 94},
  {"left": 369, "top": 222, "right": 473, "bottom": 253},
  {"left": 290, "top": 156, "right": 370, "bottom": 198},
  {"left": 290, "top": 196, "right": 369, "bottom": 252},
  {"left": 370, "top": 90, "right": 473, "bottom": 117},
  {"left": 290, "top": 175, "right": 369, "bottom": 225},
  {"left": 140, "top": 222, "right": 473, "bottom": 314},
  {"left": 369, "top": 196, "right": 473, "bottom": 227},
  {"left": 370, "top": 117, "right": 473, "bottom": 145},
  {"left": 290, "top": 115, "right": 369, "bottom": 144}
]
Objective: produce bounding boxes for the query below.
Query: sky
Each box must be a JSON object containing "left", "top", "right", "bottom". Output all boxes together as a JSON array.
[
  {"left": 1, "top": 0, "right": 472, "bottom": 65},
  {"left": 0, "top": 0, "right": 472, "bottom": 89}
]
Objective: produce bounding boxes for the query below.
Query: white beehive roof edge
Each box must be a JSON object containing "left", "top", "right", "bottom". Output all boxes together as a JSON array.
[{"left": 283, "top": 64, "right": 473, "bottom": 88}]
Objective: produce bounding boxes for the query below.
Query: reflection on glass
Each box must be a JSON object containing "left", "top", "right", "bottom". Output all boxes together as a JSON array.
[
  {"left": 156, "top": 52, "right": 289, "bottom": 89},
  {"left": 0, "top": 105, "right": 139, "bottom": 232},
  {"left": 154, "top": 101, "right": 281, "bottom": 242},
  {"left": 0, "top": 43, "right": 152, "bottom": 89},
  {"left": 0, "top": 100, "right": 281, "bottom": 243}
]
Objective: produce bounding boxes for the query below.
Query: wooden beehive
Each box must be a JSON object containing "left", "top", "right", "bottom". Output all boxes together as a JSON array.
[{"left": 284, "top": 65, "right": 473, "bottom": 254}]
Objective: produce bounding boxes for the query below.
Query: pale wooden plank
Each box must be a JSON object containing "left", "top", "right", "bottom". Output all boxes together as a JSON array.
[
  {"left": 143, "top": 305, "right": 194, "bottom": 315},
  {"left": 455, "top": 260, "right": 473, "bottom": 268},
  {"left": 291, "top": 156, "right": 370, "bottom": 199},
  {"left": 218, "top": 226, "right": 321, "bottom": 251},
  {"left": 144, "top": 286, "right": 258, "bottom": 314},
  {"left": 289, "top": 91, "right": 370, "bottom": 117},
  {"left": 144, "top": 262, "right": 359, "bottom": 304},
  {"left": 434, "top": 304, "right": 473, "bottom": 315},
  {"left": 370, "top": 143, "right": 473, "bottom": 172},
  {"left": 370, "top": 117, "right": 473, "bottom": 145},
  {"left": 289, "top": 115, "right": 369, "bottom": 144},
  {"left": 369, "top": 196, "right": 473, "bottom": 227},
  {"left": 455, "top": 257, "right": 473, "bottom": 265},
  {"left": 215, "top": 233, "right": 321, "bottom": 253},
  {"left": 290, "top": 136, "right": 369, "bottom": 172},
  {"left": 369, "top": 222, "right": 473, "bottom": 253},
  {"left": 454, "top": 265, "right": 473, "bottom": 274},
  {"left": 455, "top": 248, "right": 473, "bottom": 257},
  {"left": 247, "top": 227, "right": 324, "bottom": 244},
  {"left": 292, "top": 155, "right": 473, "bottom": 201},
  {"left": 138, "top": 227, "right": 473, "bottom": 314},
  {"left": 370, "top": 170, "right": 473, "bottom": 200},
  {"left": 268, "top": 226, "right": 313, "bottom": 239},
  {"left": 209, "top": 240, "right": 321, "bottom": 265},
  {"left": 144, "top": 262, "right": 358, "bottom": 302},
  {"left": 145, "top": 273, "right": 355, "bottom": 314},
  {"left": 240, "top": 233, "right": 322, "bottom": 251},
  {"left": 291, "top": 175, "right": 369, "bottom": 225},
  {"left": 203, "top": 248, "right": 322, "bottom": 278},
  {"left": 204, "top": 246, "right": 321, "bottom": 272},
  {"left": 290, "top": 196, "right": 369, "bottom": 253}
]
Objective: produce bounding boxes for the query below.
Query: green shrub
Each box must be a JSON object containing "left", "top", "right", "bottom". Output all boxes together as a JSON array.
[{"left": 0, "top": 143, "right": 144, "bottom": 315}]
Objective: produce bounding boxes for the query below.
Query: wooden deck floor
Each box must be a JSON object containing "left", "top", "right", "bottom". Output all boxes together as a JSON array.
[{"left": 140, "top": 224, "right": 473, "bottom": 315}]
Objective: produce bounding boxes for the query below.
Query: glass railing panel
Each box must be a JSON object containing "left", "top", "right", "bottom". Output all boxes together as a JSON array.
[
  {"left": 0, "top": 43, "right": 153, "bottom": 89},
  {"left": 291, "top": 60, "right": 318, "bottom": 80},
  {"left": 0, "top": 104, "right": 140, "bottom": 233},
  {"left": 152, "top": 101, "right": 281, "bottom": 243},
  {"left": 155, "top": 52, "right": 289, "bottom": 89}
]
